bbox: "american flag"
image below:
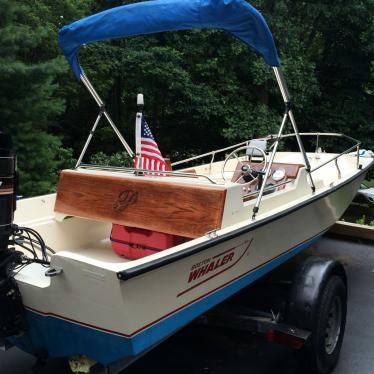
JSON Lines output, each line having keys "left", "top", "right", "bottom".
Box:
{"left": 134, "top": 116, "right": 168, "bottom": 171}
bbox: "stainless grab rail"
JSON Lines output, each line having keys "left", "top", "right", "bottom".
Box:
{"left": 78, "top": 132, "right": 361, "bottom": 188}
{"left": 78, "top": 164, "right": 218, "bottom": 184}
{"left": 171, "top": 140, "right": 249, "bottom": 167}
{"left": 264, "top": 133, "right": 361, "bottom": 176}
{"left": 310, "top": 144, "right": 360, "bottom": 173}
{"left": 172, "top": 132, "right": 360, "bottom": 170}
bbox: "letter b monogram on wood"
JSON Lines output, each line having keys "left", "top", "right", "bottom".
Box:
{"left": 113, "top": 190, "right": 138, "bottom": 212}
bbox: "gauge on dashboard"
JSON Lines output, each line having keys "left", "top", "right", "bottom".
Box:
{"left": 272, "top": 168, "right": 286, "bottom": 181}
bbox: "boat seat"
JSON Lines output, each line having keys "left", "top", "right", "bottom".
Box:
{"left": 54, "top": 169, "right": 227, "bottom": 239}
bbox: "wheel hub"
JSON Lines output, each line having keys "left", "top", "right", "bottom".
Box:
{"left": 324, "top": 295, "right": 342, "bottom": 355}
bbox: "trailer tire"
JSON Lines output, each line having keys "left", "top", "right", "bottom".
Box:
{"left": 300, "top": 275, "right": 347, "bottom": 373}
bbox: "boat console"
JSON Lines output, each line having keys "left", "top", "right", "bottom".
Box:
{"left": 230, "top": 161, "right": 303, "bottom": 196}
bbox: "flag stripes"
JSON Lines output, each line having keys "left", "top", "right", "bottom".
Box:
{"left": 134, "top": 115, "right": 168, "bottom": 173}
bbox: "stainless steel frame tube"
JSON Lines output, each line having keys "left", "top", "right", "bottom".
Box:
{"left": 273, "top": 67, "right": 316, "bottom": 192}
{"left": 80, "top": 73, "right": 134, "bottom": 158}
{"left": 75, "top": 111, "right": 103, "bottom": 168}
{"left": 252, "top": 112, "right": 288, "bottom": 219}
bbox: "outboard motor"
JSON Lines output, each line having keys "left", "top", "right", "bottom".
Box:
{"left": 0, "top": 130, "right": 26, "bottom": 342}
{"left": 0, "top": 130, "right": 16, "bottom": 249}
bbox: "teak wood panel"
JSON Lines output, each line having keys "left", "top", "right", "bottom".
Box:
{"left": 231, "top": 162, "right": 303, "bottom": 185}
{"left": 54, "top": 170, "right": 227, "bottom": 238}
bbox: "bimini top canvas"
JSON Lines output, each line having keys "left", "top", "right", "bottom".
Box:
{"left": 58, "top": 0, "right": 280, "bottom": 79}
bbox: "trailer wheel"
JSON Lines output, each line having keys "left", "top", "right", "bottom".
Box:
{"left": 285, "top": 256, "right": 347, "bottom": 374}
{"left": 301, "top": 275, "right": 347, "bottom": 373}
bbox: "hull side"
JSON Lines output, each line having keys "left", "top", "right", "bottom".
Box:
{"left": 10, "top": 169, "right": 365, "bottom": 364}
{"left": 11, "top": 233, "right": 321, "bottom": 365}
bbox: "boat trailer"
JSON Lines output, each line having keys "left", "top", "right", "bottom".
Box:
{"left": 85, "top": 255, "right": 346, "bottom": 374}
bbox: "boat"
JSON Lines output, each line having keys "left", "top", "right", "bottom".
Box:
{"left": 0, "top": 0, "right": 372, "bottom": 370}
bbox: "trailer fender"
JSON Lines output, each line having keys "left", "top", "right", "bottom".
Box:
{"left": 286, "top": 256, "right": 347, "bottom": 331}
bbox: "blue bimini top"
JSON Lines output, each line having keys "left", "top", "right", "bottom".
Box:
{"left": 58, "top": 0, "right": 280, "bottom": 79}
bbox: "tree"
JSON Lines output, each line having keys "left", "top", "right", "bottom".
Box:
{"left": 54, "top": 0, "right": 374, "bottom": 165}
{"left": 1, "top": 0, "right": 373, "bottom": 197}
{"left": 0, "top": 0, "right": 73, "bottom": 196}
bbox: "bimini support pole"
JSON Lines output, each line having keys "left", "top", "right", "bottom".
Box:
{"left": 75, "top": 111, "right": 103, "bottom": 168}
{"left": 252, "top": 68, "right": 316, "bottom": 220}
{"left": 75, "top": 73, "right": 134, "bottom": 168}
{"left": 252, "top": 112, "right": 288, "bottom": 219}
{"left": 273, "top": 67, "right": 316, "bottom": 193}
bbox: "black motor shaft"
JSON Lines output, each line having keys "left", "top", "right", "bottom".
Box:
{"left": 0, "top": 131, "right": 26, "bottom": 341}
{"left": 0, "top": 130, "right": 16, "bottom": 251}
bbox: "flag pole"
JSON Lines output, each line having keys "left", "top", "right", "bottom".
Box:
{"left": 135, "top": 94, "right": 144, "bottom": 170}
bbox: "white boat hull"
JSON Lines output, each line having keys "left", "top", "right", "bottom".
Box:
{"left": 9, "top": 167, "right": 367, "bottom": 365}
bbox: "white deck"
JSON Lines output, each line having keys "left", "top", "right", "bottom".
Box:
{"left": 12, "top": 151, "right": 372, "bottom": 274}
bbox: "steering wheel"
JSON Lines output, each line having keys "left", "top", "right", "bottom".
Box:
{"left": 221, "top": 145, "right": 268, "bottom": 183}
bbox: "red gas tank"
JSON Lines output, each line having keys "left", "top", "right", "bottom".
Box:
{"left": 111, "top": 224, "right": 187, "bottom": 260}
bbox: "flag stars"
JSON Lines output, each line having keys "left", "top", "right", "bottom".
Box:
{"left": 142, "top": 122, "right": 155, "bottom": 140}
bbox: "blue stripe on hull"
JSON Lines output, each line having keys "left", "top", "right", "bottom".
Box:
{"left": 10, "top": 235, "right": 320, "bottom": 365}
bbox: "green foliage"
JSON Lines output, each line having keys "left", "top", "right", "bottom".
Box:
{"left": 59, "top": 0, "right": 373, "bottom": 155}
{"left": 0, "top": 0, "right": 373, "bottom": 196}
{"left": 0, "top": 0, "right": 70, "bottom": 196}
{"left": 355, "top": 216, "right": 374, "bottom": 227}
{"left": 90, "top": 152, "right": 132, "bottom": 167}
{"left": 356, "top": 215, "right": 366, "bottom": 225}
